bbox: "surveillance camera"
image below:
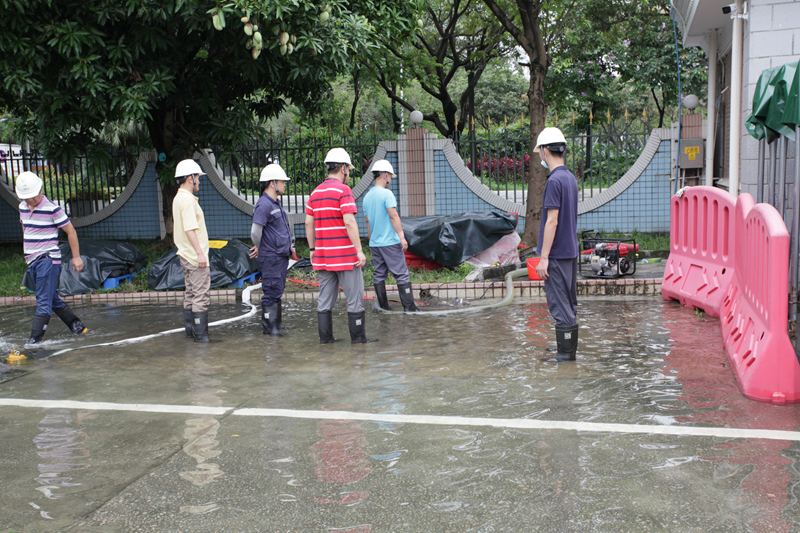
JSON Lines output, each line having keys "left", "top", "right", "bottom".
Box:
{"left": 722, "top": 3, "right": 737, "bottom": 14}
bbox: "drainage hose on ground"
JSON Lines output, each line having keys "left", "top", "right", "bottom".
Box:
{"left": 31, "top": 284, "right": 260, "bottom": 359}
{"left": 379, "top": 268, "right": 530, "bottom": 316}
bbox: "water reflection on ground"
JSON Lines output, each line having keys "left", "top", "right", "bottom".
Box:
{"left": 0, "top": 298, "right": 799, "bottom": 532}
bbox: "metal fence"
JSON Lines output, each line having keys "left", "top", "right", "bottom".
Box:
{"left": 755, "top": 132, "right": 800, "bottom": 335}
{"left": 452, "top": 129, "right": 650, "bottom": 204}
{"left": 214, "top": 132, "right": 382, "bottom": 214}
{"left": 0, "top": 147, "right": 139, "bottom": 217}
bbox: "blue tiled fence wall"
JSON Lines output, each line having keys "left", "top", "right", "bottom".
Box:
{"left": 0, "top": 139, "right": 672, "bottom": 243}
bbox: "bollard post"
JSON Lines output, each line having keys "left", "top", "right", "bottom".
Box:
{"left": 757, "top": 137, "right": 765, "bottom": 204}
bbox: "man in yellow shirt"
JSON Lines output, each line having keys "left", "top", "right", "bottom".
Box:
{"left": 172, "top": 159, "right": 213, "bottom": 343}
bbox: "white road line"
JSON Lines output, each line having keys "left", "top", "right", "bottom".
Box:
{"left": 0, "top": 399, "right": 229, "bottom": 415}
{"left": 2, "top": 399, "right": 799, "bottom": 441}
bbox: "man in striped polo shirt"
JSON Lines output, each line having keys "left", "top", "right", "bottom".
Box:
{"left": 16, "top": 171, "right": 88, "bottom": 345}
{"left": 305, "top": 148, "right": 377, "bottom": 344}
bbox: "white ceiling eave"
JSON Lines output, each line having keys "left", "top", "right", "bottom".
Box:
{"left": 671, "top": 0, "right": 733, "bottom": 54}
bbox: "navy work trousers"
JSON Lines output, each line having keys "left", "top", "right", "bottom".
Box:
{"left": 544, "top": 257, "right": 578, "bottom": 327}
{"left": 259, "top": 255, "right": 289, "bottom": 306}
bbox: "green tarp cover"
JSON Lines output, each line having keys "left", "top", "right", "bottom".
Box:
{"left": 745, "top": 60, "right": 799, "bottom": 142}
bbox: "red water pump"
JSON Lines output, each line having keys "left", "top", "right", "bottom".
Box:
{"left": 579, "top": 232, "right": 639, "bottom": 278}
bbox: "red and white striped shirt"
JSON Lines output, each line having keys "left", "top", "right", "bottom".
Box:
{"left": 306, "top": 178, "right": 359, "bottom": 271}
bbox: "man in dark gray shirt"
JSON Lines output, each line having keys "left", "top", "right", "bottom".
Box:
{"left": 534, "top": 127, "right": 579, "bottom": 362}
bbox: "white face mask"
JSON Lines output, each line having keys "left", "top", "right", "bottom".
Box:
{"left": 540, "top": 148, "right": 549, "bottom": 170}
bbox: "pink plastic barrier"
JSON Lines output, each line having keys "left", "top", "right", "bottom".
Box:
{"left": 662, "top": 186, "right": 737, "bottom": 317}
{"left": 720, "top": 194, "right": 800, "bottom": 404}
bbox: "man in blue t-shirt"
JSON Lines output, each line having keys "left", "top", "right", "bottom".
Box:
{"left": 362, "top": 160, "right": 418, "bottom": 313}
{"left": 534, "top": 128, "right": 579, "bottom": 362}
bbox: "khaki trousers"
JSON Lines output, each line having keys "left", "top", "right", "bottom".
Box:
{"left": 180, "top": 257, "right": 211, "bottom": 312}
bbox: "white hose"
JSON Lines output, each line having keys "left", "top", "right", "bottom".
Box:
{"left": 43, "top": 283, "right": 259, "bottom": 358}
{"left": 378, "top": 268, "right": 530, "bottom": 316}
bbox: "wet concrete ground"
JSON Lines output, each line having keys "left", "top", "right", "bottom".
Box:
{"left": 1, "top": 295, "right": 800, "bottom": 533}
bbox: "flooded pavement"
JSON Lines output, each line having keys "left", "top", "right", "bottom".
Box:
{"left": 1, "top": 296, "right": 800, "bottom": 532}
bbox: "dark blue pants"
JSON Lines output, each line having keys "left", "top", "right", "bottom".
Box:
{"left": 259, "top": 255, "right": 289, "bottom": 307}
{"left": 31, "top": 257, "right": 67, "bottom": 316}
{"left": 544, "top": 257, "right": 578, "bottom": 327}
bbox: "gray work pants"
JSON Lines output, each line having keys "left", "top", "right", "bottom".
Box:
{"left": 544, "top": 257, "right": 578, "bottom": 327}
{"left": 317, "top": 268, "right": 365, "bottom": 313}
{"left": 372, "top": 244, "right": 410, "bottom": 285}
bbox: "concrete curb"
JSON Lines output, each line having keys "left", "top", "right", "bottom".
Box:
{"left": 0, "top": 277, "right": 660, "bottom": 308}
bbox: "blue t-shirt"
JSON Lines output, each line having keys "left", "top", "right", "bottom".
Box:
{"left": 362, "top": 186, "right": 401, "bottom": 248}
{"left": 536, "top": 166, "right": 578, "bottom": 259}
{"left": 253, "top": 193, "right": 292, "bottom": 256}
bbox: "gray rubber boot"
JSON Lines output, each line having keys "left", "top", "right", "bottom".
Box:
{"left": 348, "top": 311, "right": 378, "bottom": 344}
{"left": 397, "top": 283, "right": 419, "bottom": 313}
{"left": 183, "top": 308, "right": 194, "bottom": 339}
{"left": 53, "top": 305, "right": 88, "bottom": 335}
{"left": 373, "top": 281, "right": 390, "bottom": 311}
{"left": 28, "top": 314, "right": 51, "bottom": 344}
{"left": 318, "top": 310, "right": 336, "bottom": 344}
{"left": 262, "top": 305, "right": 282, "bottom": 337}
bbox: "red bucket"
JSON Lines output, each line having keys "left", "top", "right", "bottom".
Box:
{"left": 526, "top": 257, "right": 542, "bottom": 280}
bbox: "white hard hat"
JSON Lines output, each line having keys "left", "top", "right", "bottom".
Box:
{"left": 534, "top": 127, "right": 568, "bottom": 154}
{"left": 174, "top": 159, "right": 206, "bottom": 178}
{"left": 323, "top": 147, "right": 354, "bottom": 169}
{"left": 260, "top": 163, "right": 290, "bottom": 182}
{"left": 15, "top": 171, "right": 43, "bottom": 200}
{"left": 371, "top": 159, "right": 395, "bottom": 177}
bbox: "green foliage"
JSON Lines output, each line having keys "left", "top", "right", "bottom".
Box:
{"left": 0, "top": 0, "right": 422, "bottom": 184}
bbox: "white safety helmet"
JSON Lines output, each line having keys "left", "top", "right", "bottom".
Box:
{"left": 174, "top": 159, "right": 206, "bottom": 178}
{"left": 15, "top": 171, "right": 43, "bottom": 200}
{"left": 371, "top": 159, "right": 396, "bottom": 177}
{"left": 534, "top": 127, "right": 568, "bottom": 154}
{"left": 260, "top": 163, "right": 290, "bottom": 182}
{"left": 323, "top": 147, "right": 354, "bottom": 169}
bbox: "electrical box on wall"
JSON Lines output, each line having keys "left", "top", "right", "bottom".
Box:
{"left": 679, "top": 139, "right": 704, "bottom": 169}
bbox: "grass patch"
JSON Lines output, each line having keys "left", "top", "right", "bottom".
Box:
{"left": 0, "top": 230, "right": 666, "bottom": 298}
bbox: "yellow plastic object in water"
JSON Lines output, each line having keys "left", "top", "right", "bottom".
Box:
{"left": 6, "top": 348, "right": 28, "bottom": 365}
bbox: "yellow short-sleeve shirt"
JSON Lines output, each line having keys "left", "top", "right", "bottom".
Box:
{"left": 173, "top": 188, "right": 209, "bottom": 267}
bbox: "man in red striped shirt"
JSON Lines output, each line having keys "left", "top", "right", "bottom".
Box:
{"left": 305, "top": 148, "right": 377, "bottom": 344}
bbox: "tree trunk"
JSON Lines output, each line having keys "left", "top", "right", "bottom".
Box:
{"left": 522, "top": 63, "right": 547, "bottom": 247}
{"left": 349, "top": 70, "right": 361, "bottom": 130}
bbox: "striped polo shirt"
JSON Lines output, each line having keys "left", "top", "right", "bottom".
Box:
{"left": 306, "top": 177, "right": 359, "bottom": 271}
{"left": 19, "top": 196, "right": 71, "bottom": 265}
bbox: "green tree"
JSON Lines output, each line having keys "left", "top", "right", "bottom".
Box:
{"left": 362, "top": 0, "right": 514, "bottom": 137}
{"left": 0, "top": 0, "right": 421, "bottom": 236}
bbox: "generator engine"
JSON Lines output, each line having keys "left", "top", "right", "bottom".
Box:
{"left": 585, "top": 242, "right": 631, "bottom": 277}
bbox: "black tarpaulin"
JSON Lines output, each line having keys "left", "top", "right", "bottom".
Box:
{"left": 22, "top": 239, "right": 148, "bottom": 295}
{"left": 147, "top": 239, "right": 258, "bottom": 291}
{"left": 403, "top": 211, "right": 518, "bottom": 267}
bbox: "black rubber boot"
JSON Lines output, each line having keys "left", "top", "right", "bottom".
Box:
{"left": 262, "top": 304, "right": 282, "bottom": 337}
{"left": 191, "top": 311, "right": 212, "bottom": 343}
{"left": 276, "top": 299, "right": 287, "bottom": 330}
{"left": 348, "top": 311, "right": 378, "bottom": 344}
{"left": 28, "top": 314, "right": 51, "bottom": 344}
{"left": 397, "top": 283, "right": 419, "bottom": 313}
{"left": 544, "top": 324, "right": 579, "bottom": 362}
{"left": 318, "top": 310, "right": 337, "bottom": 344}
{"left": 183, "top": 308, "right": 194, "bottom": 339}
{"left": 373, "top": 281, "right": 390, "bottom": 311}
{"left": 54, "top": 305, "right": 88, "bottom": 335}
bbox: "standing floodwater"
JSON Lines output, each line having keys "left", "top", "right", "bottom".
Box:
{"left": 1, "top": 297, "right": 800, "bottom": 532}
